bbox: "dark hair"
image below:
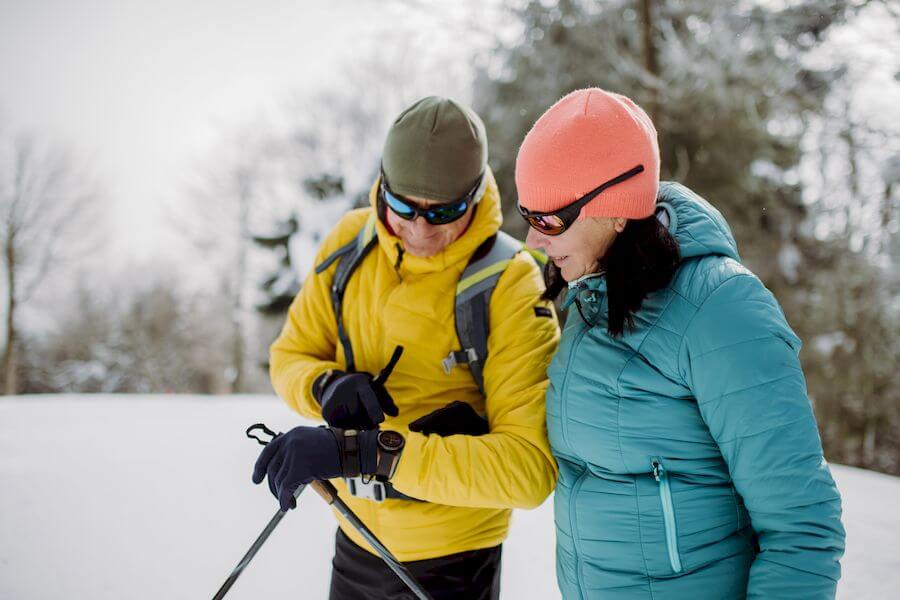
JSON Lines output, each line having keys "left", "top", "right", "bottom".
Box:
{"left": 542, "top": 215, "right": 680, "bottom": 337}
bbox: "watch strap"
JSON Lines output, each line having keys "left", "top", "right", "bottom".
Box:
{"left": 375, "top": 449, "right": 400, "bottom": 479}
{"left": 334, "top": 428, "right": 360, "bottom": 477}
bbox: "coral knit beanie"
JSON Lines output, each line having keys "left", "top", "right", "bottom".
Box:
{"left": 515, "top": 88, "right": 660, "bottom": 219}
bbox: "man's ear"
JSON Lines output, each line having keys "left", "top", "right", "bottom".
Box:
{"left": 614, "top": 217, "right": 627, "bottom": 233}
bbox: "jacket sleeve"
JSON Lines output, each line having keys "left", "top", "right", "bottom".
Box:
{"left": 680, "top": 272, "right": 845, "bottom": 599}
{"left": 390, "top": 253, "right": 560, "bottom": 509}
{"left": 269, "top": 212, "right": 367, "bottom": 420}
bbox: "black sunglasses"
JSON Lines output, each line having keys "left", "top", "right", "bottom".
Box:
{"left": 517, "top": 165, "right": 645, "bottom": 235}
{"left": 380, "top": 171, "right": 482, "bottom": 226}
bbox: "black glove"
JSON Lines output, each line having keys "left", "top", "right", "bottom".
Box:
{"left": 314, "top": 346, "right": 404, "bottom": 430}
{"left": 317, "top": 372, "right": 398, "bottom": 429}
{"left": 252, "top": 426, "right": 379, "bottom": 511}
{"left": 409, "top": 401, "right": 490, "bottom": 437}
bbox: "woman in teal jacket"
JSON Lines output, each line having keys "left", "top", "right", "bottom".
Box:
{"left": 515, "top": 88, "right": 845, "bottom": 599}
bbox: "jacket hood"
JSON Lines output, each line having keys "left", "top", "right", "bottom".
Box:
{"left": 564, "top": 182, "right": 739, "bottom": 307}
{"left": 656, "top": 181, "right": 739, "bottom": 262}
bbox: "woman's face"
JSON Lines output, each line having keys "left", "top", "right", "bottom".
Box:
{"left": 526, "top": 216, "right": 627, "bottom": 281}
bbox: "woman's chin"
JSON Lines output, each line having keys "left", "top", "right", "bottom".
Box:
{"left": 559, "top": 262, "right": 581, "bottom": 282}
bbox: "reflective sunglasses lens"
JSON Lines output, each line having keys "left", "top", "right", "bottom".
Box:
{"left": 528, "top": 214, "right": 566, "bottom": 235}
{"left": 426, "top": 200, "right": 468, "bottom": 225}
{"left": 384, "top": 189, "right": 416, "bottom": 220}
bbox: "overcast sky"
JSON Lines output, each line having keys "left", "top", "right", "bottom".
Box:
{"left": 0, "top": 0, "right": 389, "bottom": 264}
{"left": 2, "top": 0, "right": 897, "bottom": 271}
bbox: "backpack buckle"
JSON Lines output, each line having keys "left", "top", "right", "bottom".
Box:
{"left": 345, "top": 476, "right": 387, "bottom": 503}
{"left": 441, "top": 348, "right": 479, "bottom": 374}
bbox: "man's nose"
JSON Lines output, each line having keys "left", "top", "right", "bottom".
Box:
{"left": 410, "top": 215, "right": 435, "bottom": 234}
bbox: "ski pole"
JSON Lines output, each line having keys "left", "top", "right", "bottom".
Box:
{"left": 213, "top": 348, "right": 424, "bottom": 599}
{"left": 307, "top": 479, "right": 433, "bottom": 600}
{"left": 238, "top": 422, "right": 434, "bottom": 600}
{"left": 211, "top": 424, "right": 304, "bottom": 600}
{"left": 212, "top": 485, "right": 306, "bottom": 599}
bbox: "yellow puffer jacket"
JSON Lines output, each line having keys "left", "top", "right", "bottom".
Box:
{"left": 269, "top": 169, "right": 560, "bottom": 561}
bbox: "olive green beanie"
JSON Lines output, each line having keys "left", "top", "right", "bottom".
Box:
{"left": 381, "top": 96, "right": 488, "bottom": 203}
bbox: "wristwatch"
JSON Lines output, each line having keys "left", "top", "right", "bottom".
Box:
{"left": 375, "top": 430, "right": 405, "bottom": 479}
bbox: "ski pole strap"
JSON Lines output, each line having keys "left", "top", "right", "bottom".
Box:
{"left": 373, "top": 345, "right": 404, "bottom": 386}
{"left": 246, "top": 423, "right": 279, "bottom": 446}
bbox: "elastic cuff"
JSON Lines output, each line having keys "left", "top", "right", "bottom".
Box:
{"left": 312, "top": 369, "right": 345, "bottom": 405}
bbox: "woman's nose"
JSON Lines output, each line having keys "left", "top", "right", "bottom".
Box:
{"left": 526, "top": 227, "right": 546, "bottom": 250}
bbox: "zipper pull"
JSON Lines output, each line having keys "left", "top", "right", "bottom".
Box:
{"left": 651, "top": 460, "right": 662, "bottom": 482}
{"left": 394, "top": 243, "right": 405, "bottom": 272}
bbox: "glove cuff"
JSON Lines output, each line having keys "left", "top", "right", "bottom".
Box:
{"left": 330, "top": 428, "right": 382, "bottom": 478}
{"left": 312, "top": 368, "right": 346, "bottom": 405}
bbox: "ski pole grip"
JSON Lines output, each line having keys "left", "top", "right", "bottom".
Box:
{"left": 310, "top": 480, "right": 339, "bottom": 504}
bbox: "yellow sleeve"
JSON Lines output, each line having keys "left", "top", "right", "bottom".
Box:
{"left": 391, "top": 252, "right": 560, "bottom": 509}
{"left": 269, "top": 209, "right": 370, "bottom": 420}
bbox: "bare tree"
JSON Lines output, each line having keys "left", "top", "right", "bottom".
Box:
{"left": 24, "top": 267, "right": 235, "bottom": 395}
{"left": 169, "top": 128, "right": 270, "bottom": 393}
{"left": 0, "top": 133, "right": 100, "bottom": 394}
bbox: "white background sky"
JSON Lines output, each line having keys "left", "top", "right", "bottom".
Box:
{"left": 1, "top": 1, "right": 896, "bottom": 276}
{"left": 0, "top": 0, "right": 392, "bottom": 265}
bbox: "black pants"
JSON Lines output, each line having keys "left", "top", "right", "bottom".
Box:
{"left": 329, "top": 528, "right": 502, "bottom": 600}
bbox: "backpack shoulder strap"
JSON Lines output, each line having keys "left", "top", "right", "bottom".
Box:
{"left": 314, "top": 213, "right": 378, "bottom": 371}
{"left": 443, "top": 231, "right": 526, "bottom": 396}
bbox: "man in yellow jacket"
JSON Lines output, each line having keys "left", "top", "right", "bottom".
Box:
{"left": 253, "top": 96, "right": 559, "bottom": 599}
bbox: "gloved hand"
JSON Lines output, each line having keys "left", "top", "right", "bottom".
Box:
{"left": 252, "top": 426, "right": 380, "bottom": 510}
{"left": 317, "top": 372, "right": 398, "bottom": 429}
{"left": 408, "top": 401, "right": 490, "bottom": 437}
{"left": 314, "top": 346, "right": 404, "bottom": 430}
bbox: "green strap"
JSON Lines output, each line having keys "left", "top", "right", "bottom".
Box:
{"left": 456, "top": 259, "right": 513, "bottom": 295}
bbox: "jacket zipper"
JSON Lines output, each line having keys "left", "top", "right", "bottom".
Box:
{"left": 559, "top": 296, "right": 590, "bottom": 598}
{"left": 559, "top": 291, "right": 589, "bottom": 451}
{"left": 652, "top": 458, "right": 683, "bottom": 574}
{"left": 393, "top": 243, "right": 405, "bottom": 280}
{"left": 569, "top": 468, "right": 588, "bottom": 600}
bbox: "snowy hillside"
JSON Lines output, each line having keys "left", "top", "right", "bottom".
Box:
{"left": 1, "top": 395, "right": 897, "bottom": 599}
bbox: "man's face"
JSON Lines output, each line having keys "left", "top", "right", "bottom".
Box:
{"left": 385, "top": 196, "right": 475, "bottom": 258}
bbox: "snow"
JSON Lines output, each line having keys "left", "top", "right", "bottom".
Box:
{"left": 1, "top": 395, "right": 897, "bottom": 599}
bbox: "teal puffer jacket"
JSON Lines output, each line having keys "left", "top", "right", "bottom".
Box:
{"left": 547, "top": 183, "right": 845, "bottom": 599}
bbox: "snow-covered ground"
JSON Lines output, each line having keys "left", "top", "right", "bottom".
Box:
{"left": 1, "top": 395, "right": 897, "bottom": 599}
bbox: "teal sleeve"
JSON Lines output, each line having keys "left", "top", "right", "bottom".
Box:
{"left": 681, "top": 274, "right": 845, "bottom": 599}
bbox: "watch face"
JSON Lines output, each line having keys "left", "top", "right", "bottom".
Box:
{"left": 378, "top": 430, "right": 405, "bottom": 452}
